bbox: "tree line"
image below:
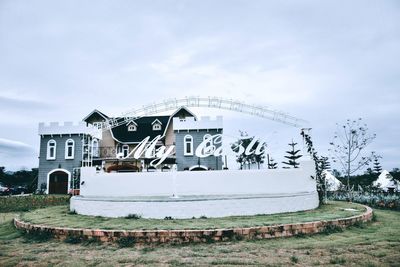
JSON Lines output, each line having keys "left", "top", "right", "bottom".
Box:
{"left": 0, "top": 167, "right": 38, "bottom": 192}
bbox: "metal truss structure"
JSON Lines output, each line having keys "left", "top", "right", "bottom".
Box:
{"left": 102, "top": 96, "right": 309, "bottom": 130}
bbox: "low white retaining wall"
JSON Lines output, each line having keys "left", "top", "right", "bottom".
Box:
{"left": 71, "top": 160, "right": 319, "bottom": 218}
{"left": 79, "top": 161, "right": 316, "bottom": 197}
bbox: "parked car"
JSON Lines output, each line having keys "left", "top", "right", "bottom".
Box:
{"left": 0, "top": 183, "right": 11, "bottom": 195}
{"left": 10, "top": 186, "right": 28, "bottom": 195}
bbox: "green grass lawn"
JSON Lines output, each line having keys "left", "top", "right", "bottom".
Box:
{"left": 19, "top": 201, "right": 365, "bottom": 230}
{"left": 1, "top": 203, "right": 399, "bottom": 266}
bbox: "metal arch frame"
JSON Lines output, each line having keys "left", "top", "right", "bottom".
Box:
{"left": 102, "top": 96, "right": 309, "bottom": 130}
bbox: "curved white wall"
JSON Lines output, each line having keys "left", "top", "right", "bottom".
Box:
{"left": 79, "top": 160, "right": 317, "bottom": 197}
{"left": 71, "top": 160, "right": 319, "bottom": 218}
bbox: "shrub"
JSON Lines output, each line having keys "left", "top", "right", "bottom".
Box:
{"left": 329, "top": 256, "right": 346, "bottom": 264}
{"left": 321, "top": 224, "right": 343, "bottom": 235}
{"left": 329, "top": 193, "right": 400, "bottom": 211}
{"left": 352, "top": 220, "right": 366, "bottom": 229}
{"left": 221, "top": 230, "right": 243, "bottom": 241}
{"left": 295, "top": 232, "right": 307, "bottom": 238}
{"left": 125, "top": 214, "right": 141, "bottom": 220}
{"left": 117, "top": 236, "right": 136, "bottom": 247}
{"left": 22, "top": 230, "right": 53, "bottom": 243}
{"left": 290, "top": 255, "right": 299, "bottom": 263}
{"left": 64, "top": 235, "right": 83, "bottom": 244}
{"left": 203, "top": 234, "right": 215, "bottom": 244}
{"left": 372, "top": 212, "right": 378, "bottom": 222}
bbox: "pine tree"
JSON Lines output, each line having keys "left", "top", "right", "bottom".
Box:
{"left": 320, "top": 156, "right": 331, "bottom": 171}
{"left": 372, "top": 153, "right": 382, "bottom": 174}
{"left": 268, "top": 157, "right": 278, "bottom": 169}
{"left": 282, "top": 140, "right": 302, "bottom": 168}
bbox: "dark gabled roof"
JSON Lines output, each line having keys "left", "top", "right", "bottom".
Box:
{"left": 151, "top": 119, "right": 162, "bottom": 125}
{"left": 83, "top": 109, "right": 109, "bottom": 123}
{"left": 110, "top": 116, "right": 170, "bottom": 144}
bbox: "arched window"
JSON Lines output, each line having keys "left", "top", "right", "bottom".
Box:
{"left": 92, "top": 139, "right": 99, "bottom": 157}
{"left": 47, "top": 139, "right": 56, "bottom": 160}
{"left": 65, "top": 139, "right": 75, "bottom": 159}
{"left": 184, "top": 135, "right": 193, "bottom": 156}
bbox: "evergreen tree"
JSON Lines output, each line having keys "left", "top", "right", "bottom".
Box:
{"left": 372, "top": 153, "right": 383, "bottom": 174}
{"left": 282, "top": 140, "right": 302, "bottom": 168}
{"left": 320, "top": 156, "right": 331, "bottom": 171}
{"left": 254, "top": 150, "right": 266, "bottom": 169}
{"left": 268, "top": 157, "right": 278, "bottom": 169}
{"left": 365, "top": 167, "right": 373, "bottom": 175}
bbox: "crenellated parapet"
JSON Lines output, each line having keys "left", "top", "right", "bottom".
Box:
{"left": 38, "top": 122, "right": 102, "bottom": 139}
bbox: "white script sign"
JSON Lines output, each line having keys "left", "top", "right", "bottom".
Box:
{"left": 123, "top": 134, "right": 266, "bottom": 166}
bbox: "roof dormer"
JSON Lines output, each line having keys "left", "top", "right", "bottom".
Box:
{"left": 126, "top": 120, "right": 138, "bottom": 132}
{"left": 152, "top": 119, "right": 162, "bottom": 131}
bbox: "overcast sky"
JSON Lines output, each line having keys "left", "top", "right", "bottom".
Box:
{"left": 0, "top": 0, "right": 399, "bottom": 172}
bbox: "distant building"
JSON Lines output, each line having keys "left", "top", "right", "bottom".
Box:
{"left": 37, "top": 107, "right": 224, "bottom": 193}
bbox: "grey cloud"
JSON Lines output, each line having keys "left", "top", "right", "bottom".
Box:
{"left": 0, "top": 96, "right": 52, "bottom": 111}
{"left": 0, "top": 138, "right": 35, "bottom": 155}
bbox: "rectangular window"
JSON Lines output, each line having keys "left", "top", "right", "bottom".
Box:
{"left": 186, "top": 143, "right": 191, "bottom": 154}
{"left": 49, "top": 148, "right": 55, "bottom": 158}
{"left": 68, "top": 147, "right": 73, "bottom": 157}
{"left": 122, "top": 145, "right": 129, "bottom": 158}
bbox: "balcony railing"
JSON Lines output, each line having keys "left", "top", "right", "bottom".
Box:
{"left": 93, "top": 146, "right": 116, "bottom": 159}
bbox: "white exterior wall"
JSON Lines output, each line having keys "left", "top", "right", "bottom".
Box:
{"left": 71, "top": 160, "right": 319, "bottom": 218}
{"left": 79, "top": 160, "right": 316, "bottom": 197}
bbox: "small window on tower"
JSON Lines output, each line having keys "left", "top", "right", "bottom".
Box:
{"left": 47, "top": 139, "right": 57, "bottom": 160}
{"left": 184, "top": 135, "right": 193, "bottom": 156}
{"left": 65, "top": 139, "right": 75, "bottom": 159}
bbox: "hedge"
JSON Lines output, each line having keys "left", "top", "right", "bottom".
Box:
{"left": 0, "top": 195, "right": 70, "bottom": 212}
